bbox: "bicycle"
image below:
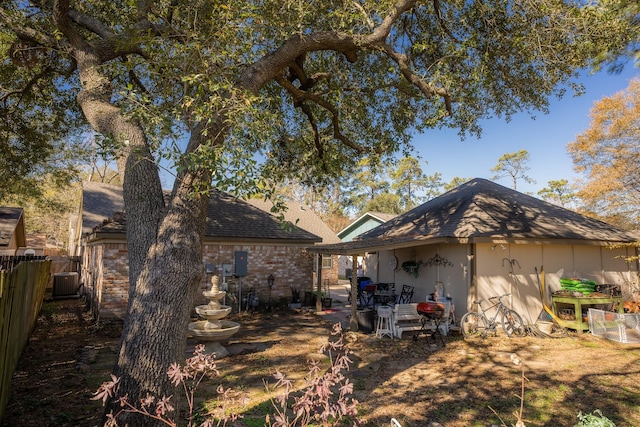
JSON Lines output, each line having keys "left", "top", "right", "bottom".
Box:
{"left": 460, "top": 293, "right": 526, "bottom": 338}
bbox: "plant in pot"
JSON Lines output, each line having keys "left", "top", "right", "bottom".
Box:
{"left": 322, "top": 295, "right": 332, "bottom": 308}
{"left": 290, "top": 286, "right": 301, "bottom": 308}
{"left": 401, "top": 260, "right": 423, "bottom": 278}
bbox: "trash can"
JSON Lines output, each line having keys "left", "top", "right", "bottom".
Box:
{"left": 356, "top": 308, "right": 375, "bottom": 333}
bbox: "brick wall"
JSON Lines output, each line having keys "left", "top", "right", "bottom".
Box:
{"left": 198, "top": 243, "right": 315, "bottom": 307}
{"left": 82, "top": 242, "right": 130, "bottom": 321}
{"left": 82, "top": 240, "right": 316, "bottom": 319}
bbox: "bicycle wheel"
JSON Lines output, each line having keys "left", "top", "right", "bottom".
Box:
{"left": 502, "top": 309, "right": 526, "bottom": 337}
{"left": 460, "top": 311, "right": 487, "bottom": 338}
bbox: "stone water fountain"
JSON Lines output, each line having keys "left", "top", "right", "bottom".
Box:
{"left": 188, "top": 275, "right": 240, "bottom": 358}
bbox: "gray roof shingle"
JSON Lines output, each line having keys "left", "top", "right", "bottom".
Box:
{"left": 245, "top": 198, "right": 341, "bottom": 244}
{"left": 83, "top": 183, "right": 321, "bottom": 243}
{"left": 308, "top": 178, "right": 637, "bottom": 254}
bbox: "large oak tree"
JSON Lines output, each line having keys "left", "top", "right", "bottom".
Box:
{"left": 1, "top": 1, "right": 636, "bottom": 425}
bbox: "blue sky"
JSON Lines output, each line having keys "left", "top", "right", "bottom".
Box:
{"left": 412, "top": 65, "right": 640, "bottom": 195}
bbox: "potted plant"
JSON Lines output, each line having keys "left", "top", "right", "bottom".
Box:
{"left": 401, "top": 260, "right": 423, "bottom": 278}
{"left": 322, "top": 295, "right": 332, "bottom": 308}
{"left": 290, "top": 286, "right": 301, "bottom": 308}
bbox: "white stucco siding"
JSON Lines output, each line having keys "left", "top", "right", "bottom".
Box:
{"left": 475, "top": 245, "right": 514, "bottom": 318}
{"left": 506, "top": 244, "right": 544, "bottom": 325}
{"left": 538, "top": 245, "right": 573, "bottom": 294}
{"left": 600, "top": 246, "right": 638, "bottom": 299}
{"left": 381, "top": 245, "right": 469, "bottom": 320}
{"left": 374, "top": 242, "right": 638, "bottom": 326}
{"left": 572, "top": 246, "right": 603, "bottom": 282}
{"left": 475, "top": 243, "right": 639, "bottom": 324}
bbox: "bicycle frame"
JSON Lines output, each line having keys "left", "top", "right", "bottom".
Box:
{"left": 476, "top": 295, "right": 509, "bottom": 329}
{"left": 462, "top": 293, "right": 526, "bottom": 338}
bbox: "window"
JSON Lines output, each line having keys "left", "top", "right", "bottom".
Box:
{"left": 321, "top": 254, "right": 333, "bottom": 268}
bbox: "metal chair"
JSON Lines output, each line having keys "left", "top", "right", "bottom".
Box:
{"left": 397, "top": 285, "right": 414, "bottom": 304}
{"left": 360, "top": 284, "right": 377, "bottom": 308}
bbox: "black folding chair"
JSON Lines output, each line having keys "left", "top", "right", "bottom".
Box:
{"left": 397, "top": 285, "right": 414, "bottom": 304}
{"left": 360, "top": 284, "right": 377, "bottom": 308}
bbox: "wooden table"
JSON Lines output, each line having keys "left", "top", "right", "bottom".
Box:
{"left": 552, "top": 295, "right": 623, "bottom": 331}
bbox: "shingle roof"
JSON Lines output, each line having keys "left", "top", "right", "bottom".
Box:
{"left": 0, "top": 207, "right": 24, "bottom": 248}
{"left": 81, "top": 182, "right": 126, "bottom": 234}
{"left": 203, "top": 192, "right": 321, "bottom": 242}
{"left": 83, "top": 183, "right": 321, "bottom": 243}
{"left": 245, "top": 198, "right": 341, "bottom": 244}
{"left": 308, "top": 178, "right": 638, "bottom": 254}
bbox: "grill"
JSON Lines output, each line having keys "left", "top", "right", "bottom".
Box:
{"left": 413, "top": 302, "right": 446, "bottom": 348}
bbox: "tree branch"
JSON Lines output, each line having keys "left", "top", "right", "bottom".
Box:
{"left": 275, "top": 75, "right": 371, "bottom": 153}
{"left": 68, "top": 9, "right": 115, "bottom": 40}
{"left": 432, "top": 0, "right": 461, "bottom": 43}
{"left": 0, "top": 66, "right": 53, "bottom": 107}
{"left": 0, "top": 8, "right": 59, "bottom": 49}
{"left": 381, "top": 43, "right": 453, "bottom": 115}
{"left": 238, "top": 0, "right": 452, "bottom": 126}
{"left": 366, "top": 0, "right": 418, "bottom": 42}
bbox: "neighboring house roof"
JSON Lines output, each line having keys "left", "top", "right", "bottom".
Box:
{"left": 0, "top": 207, "right": 26, "bottom": 249}
{"left": 337, "top": 211, "right": 397, "bottom": 242}
{"left": 308, "top": 178, "right": 638, "bottom": 254}
{"left": 245, "top": 198, "right": 341, "bottom": 244}
{"left": 82, "top": 183, "right": 321, "bottom": 244}
{"left": 80, "top": 181, "right": 126, "bottom": 235}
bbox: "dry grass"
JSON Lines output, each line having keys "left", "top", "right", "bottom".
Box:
{"left": 3, "top": 298, "right": 640, "bottom": 427}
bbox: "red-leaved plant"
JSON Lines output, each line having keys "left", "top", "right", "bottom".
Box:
{"left": 92, "top": 344, "right": 245, "bottom": 426}
{"left": 266, "top": 322, "right": 360, "bottom": 427}
{"left": 93, "top": 322, "right": 360, "bottom": 427}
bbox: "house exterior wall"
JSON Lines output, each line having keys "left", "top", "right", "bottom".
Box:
{"left": 369, "top": 244, "right": 469, "bottom": 319}
{"left": 82, "top": 241, "right": 129, "bottom": 321}
{"left": 199, "top": 243, "right": 315, "bottom": 308}
{"left": 316, "top": 254, "right": 339, "bottom": 288}
{"left": 0, "top": 231, "right": 19, "bottom": 256}
{"left": 370, "top": 242, "right": 639, "bottom": 325}
{"left": 81, "top": 239, "right": 316, "bottom": 320}
{"left": 339, "top": 219, "right": 383, "bottom": 242}
{"left": 473, "top": 243, "right": 638, "bottom": 324}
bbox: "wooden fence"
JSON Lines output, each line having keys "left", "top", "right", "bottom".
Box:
{"left": 0, "top": 259, "right": 51, "bottom": 422}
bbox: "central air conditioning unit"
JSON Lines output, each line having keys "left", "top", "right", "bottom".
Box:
{"left": 52, "top": 272, "right": 80, "bottom": 299}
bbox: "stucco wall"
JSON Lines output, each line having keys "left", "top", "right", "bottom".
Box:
{"left": 81, "top": 240, "right": 316, "bottom": 320}
{"left": 474, "top": 243, "right": 638, "bottom": 324}
{"left": 366, "top": 242, "right": 639, "bottom": 325}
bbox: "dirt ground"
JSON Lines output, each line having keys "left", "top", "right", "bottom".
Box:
{"left": 3, "top": 294, "right": 640, "bottom": 427}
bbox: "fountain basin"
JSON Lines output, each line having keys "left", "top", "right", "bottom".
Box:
{"left": 195, "top": 305, "right": 232, "bottom": 320}
{"left": 202, "top": 290, "right": 226, "bottom": 300}
{"left": 188, "top": 320, "right": 240, "bottom": 341}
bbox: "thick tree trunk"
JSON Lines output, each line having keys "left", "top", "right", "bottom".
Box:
{"left": 69, "top": 42, "right": 214, "bottom": 427}
{"left": 108, "top": 195, "right": 208, "bottom": 425}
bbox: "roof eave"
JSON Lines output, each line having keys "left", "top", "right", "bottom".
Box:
{"left": 307, "top": 235, "right": 638, "bottom": 255}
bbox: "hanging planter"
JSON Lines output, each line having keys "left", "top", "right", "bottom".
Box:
{"left": 401, "top": 260, "right": 423, "bottom": 278}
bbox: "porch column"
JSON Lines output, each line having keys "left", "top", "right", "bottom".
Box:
{"left": 349, "top": 254, "right": 359, "bottom": 332}
{"left": 315, "top": 254, "right": 323, "bottom": 313}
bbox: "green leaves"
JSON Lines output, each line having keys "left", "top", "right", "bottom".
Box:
{"left": 0, "top": 0, "right": 636, "bottom": 206}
